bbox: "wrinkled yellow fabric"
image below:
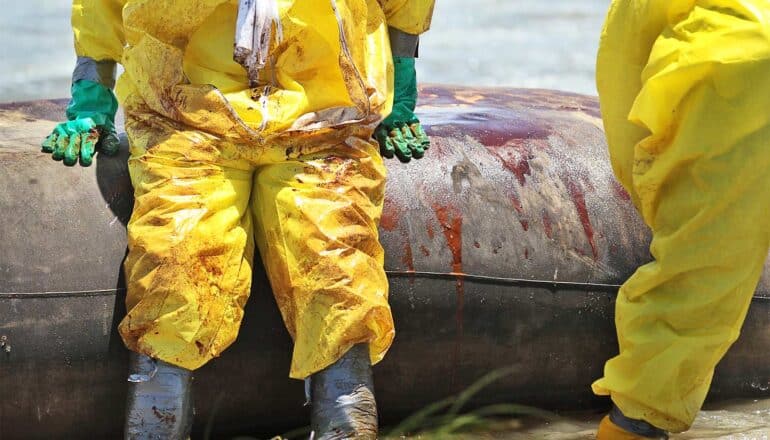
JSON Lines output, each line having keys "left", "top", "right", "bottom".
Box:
{"left": 593, "top": 0, "right": 770, "bottom": 432}
{"left": 71, "top": 0, "right": 434, "bottom": 376}
{"left": 72, "top": 0, "right": 435, "bottom": 141}
{"left": 379, "top": 0, "right": 435, "bottom": 34}
{"left": 119, "top": 109, "right": 393, "bottom": 377}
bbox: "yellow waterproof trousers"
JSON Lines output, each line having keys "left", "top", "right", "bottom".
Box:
{"left": 593, "top": 0, "right": 770, "bottom": 432}
{"left": 117, "top": 110, "right": 393, "bottom": 379}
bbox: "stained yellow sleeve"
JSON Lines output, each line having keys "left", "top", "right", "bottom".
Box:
{"left": 72, "top": 0, "right": 127, "bottom": 62}
{"left": 379, "top": 0, "right": 435, "bottom": 34}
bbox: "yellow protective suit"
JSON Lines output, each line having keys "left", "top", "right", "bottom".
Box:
{"left": 72, "top": 0, "right": 434, "bottom": 378}
{"left": 593, "top": 0, "right": 770, "bottom": 432}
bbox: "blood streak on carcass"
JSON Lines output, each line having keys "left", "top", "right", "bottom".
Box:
{"left": 542, "top": 211, "right": 554, "bottom": 239}
{"left": 432, "top": 204, "right": 464, "bottom": 388}
{"left": 612, "top": 180, "right": 632, "bottom": 201}
{"left": 402, "top": 242, "right": 415, "bottom": 286}
{"left": 380, "top": 195, "right": 403, "bottom": 231}
{"left": 565, "top": 178, "right": 598, "bottom": 259}
{"left": 507, "top": 195, "right": 530, "bottom": 231}
{"left": 380, "top": 195, "right": 414, "bottom": 283}
{"left": 490, "top": 143, "right": 533, "bottom": 186}
{"left": 487, "top": 142, "right": 540, "bottom": 233}
{"left": 433, "top": 205, "right": 463, "bottom": 276}
{"left": 510, "top": 195, "right": 523, "bottom": 214}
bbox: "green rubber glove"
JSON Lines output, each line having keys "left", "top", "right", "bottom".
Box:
{"left": 375, "top": 57, "right": 430, "bottom": 162}
{"left": 42, "top": 79, "right": 120, "bottom": 166}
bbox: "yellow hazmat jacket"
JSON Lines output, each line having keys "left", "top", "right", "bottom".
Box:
{"left": 71, "top": 0, "right": 435, "bottom": 142}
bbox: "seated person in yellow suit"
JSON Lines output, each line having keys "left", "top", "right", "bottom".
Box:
{"left": 593, "top": 1, "right": 770, "bottom": 438}
{"left": 42, "top": 0, "right": 434, "bottom": 438}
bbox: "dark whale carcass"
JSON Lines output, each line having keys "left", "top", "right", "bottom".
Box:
{"left": 1, "top": 86, "right": 769, "bottom": 439}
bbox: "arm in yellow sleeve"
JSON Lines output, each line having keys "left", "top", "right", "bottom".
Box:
{"left": 40, "top": 1, "right": 124, "bottom": 167}
{"left": 72, "top": 0, "right": 126, "bottom": 63}
{"left": 379, "top": 0, "right": 435, "bottom": 35}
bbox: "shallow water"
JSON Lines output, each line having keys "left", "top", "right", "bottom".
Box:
{"left": 4, "top": 2, "right": 770, "bottom": 438}
{"left": 0, "top": 0, "right": 605, "bottom": 102}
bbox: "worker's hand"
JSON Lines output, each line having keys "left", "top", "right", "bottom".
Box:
{"left": 42, "top": 80, "right": 120, "bottom": 166}
{"left": 375, "top": 57, "right": 429, "bottom": 162}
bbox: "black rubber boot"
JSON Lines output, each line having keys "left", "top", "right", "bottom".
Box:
{"left": 310, "top": 344, "right": 378, "bottom": 440}
{"left": 124, "top": 352, "right": 194, "bottom": 440}
{"left": 610, "top": 405, "right": 669, "bottom": 439}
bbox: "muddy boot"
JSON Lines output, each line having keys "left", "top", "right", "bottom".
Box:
{"left": 124, "top": 352, "right": 194, "bottom": 440}
{"left": 596, "top": 405, "right": 668, "bottom": 440}
{"left": 310, "top": 344, "right": 378, "bottom": 440}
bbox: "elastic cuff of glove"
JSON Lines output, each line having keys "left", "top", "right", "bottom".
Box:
{"left": 66, "top": 80, "right": 119, "bottom": 123}
{"left": 73, "top": 57, "right": 117, "bottom": 89}
{"left": 393, "top": 56, "right": 417, "bottom": 69}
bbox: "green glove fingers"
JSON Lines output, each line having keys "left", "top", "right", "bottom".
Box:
{"left": 375, "top": 125, "right": 395, "bottom": 159}
{"left": 63, "top": 132, "right": 84, "bottom": 166}
{"left": 400, "top": 124, "right": 416, "bottom": 143}
{"left": 42, "top": 131, "right": 58, "bottom": 153}
{"left": 391, "top": 125, "right": 413, "bottom": 162}
{"left": 375, "top": 122, "right": 430, "bottom": 162}
{"left": 51, "top": 123, "right": 73, "bottom": 161}
{"left": 77, "top": 128, "right": 101, "bottom": 167}
{"left": 410, "top": 122, "right": 430, "bottom": 149}
{"left": 375, "top": 56, "right": 430, "bottom": 162}
{"left": 400, "top": 124, "right": 427, "bottom": 159}
{"left": 42, "top": 79, "right": 119, "bottom": 167}
{"left": 46, "top": 118, "right": 99, "bottom": 165}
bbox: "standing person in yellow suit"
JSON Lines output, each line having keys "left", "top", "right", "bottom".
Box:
{"left": 41, "top": 0, "right": 434, "bottom": 438}
{"left": 593, "top": 1, "right": 770, "bottom": 438}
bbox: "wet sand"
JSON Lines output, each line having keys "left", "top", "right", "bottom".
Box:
{"left": 474, "top": 400, "right": 770, "bottom": 439}
{"left": 0, "top": 0, "right": 605, "bottom": 102}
